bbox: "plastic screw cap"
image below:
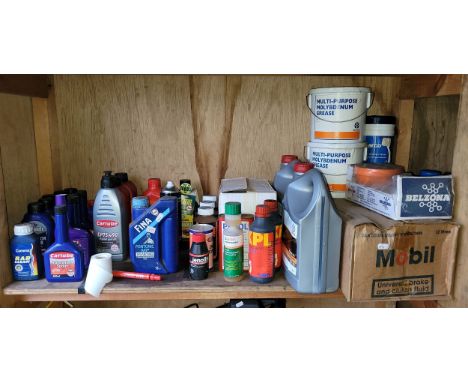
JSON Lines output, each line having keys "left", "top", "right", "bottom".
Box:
{"left": 294, "top": 162, "right": 314, "bottom": 174}
{"left": 281, "top": 154, "right": 298, "bottom": 164}
{"left": 14, "top": 223, "right": 34, "bottom": 236}
{"left": 255, "top": 204, "right": 270, "bottom": 218}
{"left": 148, "top": 178, "right": 161, "bottom": 189}
{"left": 192, "top": 232, "right": 206, "bottom": 243}
{"left": 264, "top": 199, "right": 278, "bottom": 212}
{"left": 225, "top": 202, "right": 241, "bottom": 216}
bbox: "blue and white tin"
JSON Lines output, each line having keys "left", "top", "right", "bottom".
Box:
{"left": 364, "top": 115, "right": 396, "bottom": 164}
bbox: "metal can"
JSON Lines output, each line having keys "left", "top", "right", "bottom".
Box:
{"left": 189, "top": 224, "right": 214, "bottom": 270}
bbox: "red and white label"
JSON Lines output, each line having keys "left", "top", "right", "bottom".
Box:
{"left": 96, "top": 219, "right": 119, "bottom": 228}
{"left": 50, "top": 252, "right": 76, "bottom": 277}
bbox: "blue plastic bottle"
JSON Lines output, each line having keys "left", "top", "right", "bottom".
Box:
{"left": 129, "top": 196, "right": 179, "bottom": 274}
{"left": 43, "top": 198, "right": 85, "bottom": 282}
{"left": 22, "top": 201, "right": 54, "bottom": 254}
{"left": 10, "top": 223, "right": 43, "bottom": 280}
{"left": 67, "top": 193, "right": 93, "bottom": 269}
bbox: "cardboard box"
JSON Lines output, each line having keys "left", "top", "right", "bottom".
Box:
{"left": 346, "top": 172, "right": 454, "bottom": 220}
{"left": 336, "top": 199, "right": 459, "bottom": 302}
{"left": 218, "top": 177, "right": 277, "bottom": 214}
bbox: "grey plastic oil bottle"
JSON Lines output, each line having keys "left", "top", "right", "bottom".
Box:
{"left": 282, "top": 168, "right": 342, "bottom": 294}
{"left": 93, "top": 171, "right": 129, "bottom": 261}
{"left": 273, "top": 154, "right": 299, "bottom": 200}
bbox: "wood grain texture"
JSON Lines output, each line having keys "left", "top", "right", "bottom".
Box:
{"left": 394, "top": 99, "right": 414, "bottom": 169}
{"left": 400, "top": 75, "right": 462, "bottom": 99}
{"left": 0, "top": 93, "right": 40, "bottom": 233}
{"left": 0, "top": 75, "right": 49, "bottom": 98}
{"left": 409, "top": 95, "right": 459, "bottom": 173}
{"left": 52, "top": 75, "right": 401, "bottom": 197}
{"left": 32, "top": 97, "right": 55, "bottom": 194}
{"left": 440, "top": 76, "right": 467, "bottom": 307}
{"left": 0, "top": 151, "right": 15, "bottom": 307}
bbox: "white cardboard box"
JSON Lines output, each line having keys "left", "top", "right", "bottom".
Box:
{"left": 218, "top": 177, "right": 277, "bottom": 214}
{"left": 346, "top": 172, "right": 454, "bottom": 220}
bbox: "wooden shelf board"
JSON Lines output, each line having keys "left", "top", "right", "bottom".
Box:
{"left": 2, "top": 270, "right": 344, "bottom": 302}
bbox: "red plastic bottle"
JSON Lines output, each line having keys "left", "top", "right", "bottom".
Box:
{"left": 115, "top": 172, "right": 138, "bottom": 198}
{"left": 264, "top": 199, "right": 283, "bottom": 271}
{"left": 143, "top": 178, "right": 162, "bottom": 205}
{"left": 248, "top": 204, "right": 275, "bottom": 284}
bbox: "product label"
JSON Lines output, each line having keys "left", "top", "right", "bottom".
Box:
{"left": 283, "top": 210, "right": 298, "bottom": 239}
{"left": 248, "top": 231, "right": 274, "bottom": 279}
{"left": 282, "top": 226, "right": 297, "bottom": 276}
{"left": 220, "top": 220, "right": 251, "bottom": 270}
{"left": 96, "top": 219, "right": 119, "bottom": 228}
{"left": 365, "top": 135, "right": 392, "bottom": 164}
{"left": 311, "top": 149, "right": 351, "bottom": 169}
{"left": 274, "top": 224, "right": 283, "bottom": 269}
{"left": 12, "top": 243, "right": 39, "bottom": 280}
{"left": 189, "top": 230, "right": 214, "bottom": 270}
{"left": 223, "top": 234, "right": 243, "bottom": 278}
{"left": 50, "top": 252, "right": 76, "bottom": 278}
{"left": 371, "top": 275, "right": 434, "bottom": 298}
{"left": 189, "top": 252, "right": 209, "bottom": 280}
{"left": 29, "top": 220, "right": 48, "bottom": 252}
{"left": 95, "top": 231, "right": 120, "bottom": 254}
{"left": 181, "top": 194, "right": 195, "bottom": 238}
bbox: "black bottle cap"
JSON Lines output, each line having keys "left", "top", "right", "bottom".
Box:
{"left": 54, "top": 205, "right": 67, "bottom": 215}
{"left": 63, "top": 187, "right": 78, "bottom": 194}
{"left": 180, "top": 179, "right": 191, "bottom": 185}
{"left": 101, "top": 171, "right": 114, "bottom": 188}
{"left": 54, "top": 190, "right": 64, "bottom": 195}
{"left": 115, "top": 172, "right": 129, "bottom": 182}
{"left": 366, "top": 115, "right": 396, "bottom": 125}
{"left": 113, "top": 175, "right": 122, "bottom": 186}
{"left": 39, "top": 197, "right": 53, "bottom": 211}
{"left": 28, "top": 201, "right": 45, "bottom": 214}
{"left": 67, "top": 193, "right": 80, "bottom": 205}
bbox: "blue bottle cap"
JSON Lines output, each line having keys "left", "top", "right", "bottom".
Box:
{"left": 419, "top": 169, "right": 442, "bottom": 177}
{"left": 132, "top": 196, "right": 149, "bottom": 208}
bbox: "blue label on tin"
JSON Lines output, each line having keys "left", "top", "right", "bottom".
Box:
{"left": 365, "top": 135, "right": 392, "bottom": 164}
{"left": 400, "top": 177, "right": 453, "bottom": 218}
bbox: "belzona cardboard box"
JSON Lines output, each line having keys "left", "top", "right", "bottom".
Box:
{"left": 335, "top": 199, "right": 459, "bottom": 302}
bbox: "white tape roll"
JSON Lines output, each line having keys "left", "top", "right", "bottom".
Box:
{"left": 84, "top": 253, "right": 113, "bottom": 297}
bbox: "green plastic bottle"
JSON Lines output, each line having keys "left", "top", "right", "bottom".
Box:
{"left": 223, "top": 202, "right": 244, "bottom": 282}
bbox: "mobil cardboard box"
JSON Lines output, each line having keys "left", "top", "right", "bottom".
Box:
{"left": 335, "top": 199, "right": 459, "bottom": 302}
{"left": 218, "top": 177, "right": 276, "bottom": 214}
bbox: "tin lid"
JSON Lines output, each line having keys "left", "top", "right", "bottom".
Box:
{"left": 192, "top": 232, "right": 205, "bottom": 243}
{"left": 281, "top": 154, "right": 298, "bottom": 164}
{"left": 14, "top": 223, "right": 34, "bottom": 236}
{"left": 197, "top": 207, "right": 215, "bottom": 216}
{"left": 202, "top": 195, "right": 217, "bottom": 203}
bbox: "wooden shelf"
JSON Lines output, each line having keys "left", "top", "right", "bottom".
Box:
{"left": 3, "top": 270, "right": 344, "bottom": 302}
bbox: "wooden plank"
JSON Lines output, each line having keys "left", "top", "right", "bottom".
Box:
{"left": 399, "top": 75, "right": 462, "bottom": 99}
{"left": 32, "top": 97, "right": 55, "bottom": 195}
{"left": 439, "top": 76, "right": 468, "bottom": 307}
{"left": 3, "top": 270, "right": 344, "bottom": 301}
{"left": 0, "top": 151, "right": 15, "bottom": 307}
{"left": 0, "top": 75, "right": 49, "bottom": 98}
{"left": 408, "top": 95, "right": 459, "bottom": 174}
{"left": 0, "top": 93, "right": 40, "bottom": 233}
{"left": 394, "top": 99, "right": 414, "bottom": 169}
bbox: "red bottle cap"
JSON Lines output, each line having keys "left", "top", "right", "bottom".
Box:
{"left": 148, "top": 178, "right": 161, "bottom": 190}
{"left": 192, "top": 232, "right": 205, "bottom": 243}
{"left": 255, "top": 204, "right": 270, "bottom": 218}
{"left": 294, "top": 162, "right": 314, "bottom": 174}
{"left": 264, "top": 199, "right": 278, "bottom": 213}
{"left": 281, "top": 154, "right": 298, "bottom": 164}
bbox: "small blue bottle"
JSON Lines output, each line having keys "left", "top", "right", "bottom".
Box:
{"left": 131, "top": 196, "right": 149, "bottom": 221}
{"left": 22, "top": 201, "right": 54, "bottom": 254}
{"left": 43, "top": 197, "right": 85, "bottom": 282}
{"left": 10, "top": 223, "right": 43, "bottom": 281}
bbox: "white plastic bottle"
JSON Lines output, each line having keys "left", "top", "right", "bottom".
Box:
{"left": 223, "top": 202, "right": 244, "bottom": 282}
{"left": 93, "top": 171, "right": 129, "bottom": 261}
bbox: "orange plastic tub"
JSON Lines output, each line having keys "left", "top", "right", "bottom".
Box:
{"left": 354, "top": 163, "right": 404, "bottom": 187}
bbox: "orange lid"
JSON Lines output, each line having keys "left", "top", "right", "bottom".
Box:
{"left": 354, "top": 163, "right": 404, "bottom": 177}
{"left": 294, "top": 162, "right": 314, "bottom": 174}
